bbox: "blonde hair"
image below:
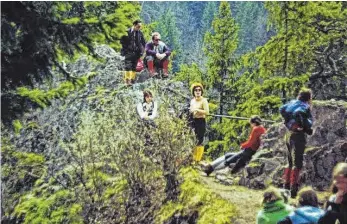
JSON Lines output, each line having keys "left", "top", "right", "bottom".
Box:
{"left": 151, "top": 32, "right": 161, "bottom": 40}
{"left": 331, "top": 162, "right": 347, "bottom": 193}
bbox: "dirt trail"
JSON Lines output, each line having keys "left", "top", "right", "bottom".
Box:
{"left": 199, "top": 174, "right": 264, "bottom": 224}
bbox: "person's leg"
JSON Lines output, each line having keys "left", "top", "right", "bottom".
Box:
{"left": 231, "top": 148, "right": 255, "bottom": 174}
{"left": 161, "top": 57, "right": 170, "bottom": 78}
{"left": 225, "top": 151, "right": 244, "bottom": 166}
{"left": 146, "top": 56, "right": 156, "bottom": 77}
{"left": 130, "top": 54, "right": 139, "bottom": 84}
{"left": 124, "top": 53, "right": 133, "bottom": 85}
{"left": 212, "top": 153, "right": 236, "bottom": 170}
{"left": 283, "top": 132, "right": 293, "bottom": 190}
{"left": 290, "top": 132, "right": 306, "bottom": 198}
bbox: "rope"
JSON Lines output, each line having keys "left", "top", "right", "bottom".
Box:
{"left": 207, "top": 114, "right": 276, "bottom": 123}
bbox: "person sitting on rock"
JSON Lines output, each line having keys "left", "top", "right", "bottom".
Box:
{"left": 278, "top": 186, "right": 325, "bottom": 224}
{"left": 256, "top": 186, "right": 294, "bottom": 224}
{"left": 137, "top": 90, "right": 158, "bottom": 145}
{"left": 318, "top": 162, "right": 347, "bottom": 224}
{"left": 145, "top": 32, "right": 171, "bottom": 78}
{"left": 280, "top": 88, "right": 313, "bottom": 198}
{"left": 203, "top": 115, "right": 266, "bottom": 176}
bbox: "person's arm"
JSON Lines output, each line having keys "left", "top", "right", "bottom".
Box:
{"left": 148, "top": 101, "right": 158, "bottom": 120}
{"left": 163, "top": 44, "right": 171, "bottom": 56}
{"left": 241, "top": 127, "right": 262, "bottom": 149}
{"left": 137, "top": 103, "right": 147, "bottom": 119}
{"left": 196, "top": 98, "right": 209, "bottom": 116}
{"left": 140, "top": 32, "right": 146, "bottom": 48}
{"left": 145, "top": 43, "right": 156, "bottom": 56}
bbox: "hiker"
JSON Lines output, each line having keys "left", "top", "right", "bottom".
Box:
{"left": 145, "top": 32, "right": 171, "bottom": 78}
{"left": 203, "top": 115, "right": 266, "bottom": 176}
{"left": 318, "top": 162, "right": 347, "bottom": 224}
{"left": 120, "top": 20, "right": 146, "bottom": 86}
{"left": 256, "top": 186, "right": 294, "bottom": 224}
{"left": 280, "top": 88, "right": 313, "bottom": 198}
{"left": 190, "top": 83, "right": 209, "bottom": 163}
{"left": 278, "top": 187, "right": 325, "bottom": 224}
{"left": 137, "top": 90, "right": 158, "bottom": 145}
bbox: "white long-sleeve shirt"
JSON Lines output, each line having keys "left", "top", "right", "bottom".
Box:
{"left": 137, "top": 101, "right": 158, "bottom": 120}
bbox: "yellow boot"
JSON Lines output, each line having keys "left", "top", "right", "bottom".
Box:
{"left": 130, "top": 71, "right": 136, "bottom": 84}
{"left": 124, "top": 71, "right": 131, "bottom": 85}
{"left": 192, "top": 146, "right": 198, "bottom": 163}
{"left": 196, "top": 145, "right": 204, "bottom": 162}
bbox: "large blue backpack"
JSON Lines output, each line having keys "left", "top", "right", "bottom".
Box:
{"left": 280, "top": 100, "right": 311, "bottom": 131}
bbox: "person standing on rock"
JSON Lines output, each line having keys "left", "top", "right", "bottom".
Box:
{"left": 203, "top": 115, "right": 266, "bottom": 176}
{"left": 190, "top": 83, "right": 209, "bottom": 164}
{"left": 145, "top": 32, "right": 171, "bottom": 78}
{"left": 280, "top": 88, "right": 313, "bottom": 198}
{"left": 256, "top": 186, "right": 294, "bottom": 224}
{"left": 120, "top": 20, "right": 146, "bottom": 86}
{"left": 278, "top": 187, "right": 325, "bottom": 224}
{"left": 318, "top": 162, "right": 347, "bottom": 224}
{"left": 137, "top": 90, "right": 158, "bottom": 145}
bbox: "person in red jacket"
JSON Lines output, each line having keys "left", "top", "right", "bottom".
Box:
{"left": 203, "top": 115, "right": 266, "bottom": 176}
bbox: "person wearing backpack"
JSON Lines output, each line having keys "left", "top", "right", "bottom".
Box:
{"left": 190, "top": 83, "right": 209, "bottom": 163}
{"left": 120, "top": 20, "right": 146, "bottom": 86}
{"left": 280, "top": 88, "right": 313, "bottom": 198}
{"left": 145, "top": 32, "right": 171, "bottom": 78}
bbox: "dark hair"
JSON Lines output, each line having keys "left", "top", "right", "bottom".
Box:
{"left": 143, "top": 90, "right": 153, "bottom": 102}
{"left": 133, "top": 20, "right": 142, "bottom": 26}
{"left": 297, "top": 187, "right": 319, "bottom": 207}
{"left": 298, "top": 88, "right": 312, "bottom": 102}
{"left": 250, "top": 115, "right": 262, "bottom": 126}
{"left": 262, "top": 187, "right": 282, "bottom": 205}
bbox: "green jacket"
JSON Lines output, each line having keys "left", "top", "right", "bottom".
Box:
{"left": 257, "top": 200, "right": 294, "bottom": 224}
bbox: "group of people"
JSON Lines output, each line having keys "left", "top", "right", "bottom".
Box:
{"left": 257, "top": 162, "right": 347, "bottom": 224}
{"left": 120, "top": 20, "right": 171, "bottom": 86}
{"left": 128, "top": 19, "right": 346, "bottom": 223}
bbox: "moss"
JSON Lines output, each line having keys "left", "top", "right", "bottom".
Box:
{"left": 62, "top": 17, "right": 80, "bottom": 25}
{"left": 156, "top": 167, "right": 237, "bottom": 224}
{"left": 26, "top": 121, "right": 39, "bottom": 130}
{"left": 13, "top": 119, "right": 23, "bottom": 134}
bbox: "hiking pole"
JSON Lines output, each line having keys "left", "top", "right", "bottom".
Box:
{"left": 207, "top": 114, "right": 277, "bottom": 123}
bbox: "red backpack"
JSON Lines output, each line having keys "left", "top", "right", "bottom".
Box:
{"left": 136, "top": 58, "right": 144, "bottom": 72}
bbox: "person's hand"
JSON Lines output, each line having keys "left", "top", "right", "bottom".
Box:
{"left": 156, "top": 53, "right": 161, "bottom": 59}
{"left": 335, "top": 189, "right": 346, "bottom": 204}
{"left": 160, "top": 53, "right": 166, "bottom": 59}
{"left": 144, "top": 112, "right": 149, "bottom": 120}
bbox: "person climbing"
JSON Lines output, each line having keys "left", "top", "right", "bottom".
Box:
{"left": 280, "top": 88, "right": 313, "bottom": 198}
{"left": 137, "top": 90, "right": 158, "bottom": 145}
{"left": 145, "top": 32, "right": 171, "bottom": 78}
{"left": 256, "top": 186, "right": 294, "bottom": 224}
{"left": 190, "top": 83, "right": 209, "bottom": 164}
{"left": 203, "top": 115, "right": 267, "bottom": 176}
{"left": 120, "top": 20, "right": 146, "bottom": 86}
{"left": 318, "top": 162, "right": 347, "bottom": 224}
{"left": 278, "top": 186, "right": 325, "bottom": 224}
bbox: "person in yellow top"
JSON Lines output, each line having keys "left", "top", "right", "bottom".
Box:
{"left": 190, "top": 83, "right": 209, "bottom": 163}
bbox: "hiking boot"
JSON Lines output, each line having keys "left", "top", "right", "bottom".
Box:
{"left": 283, "top": 183, "right": 290, "bottom": 190}
{"left": 290, "top": 184, "right": 299, "bottom": 198}
{"left": 203, "top": 164, "right": 214, "bottom": 177}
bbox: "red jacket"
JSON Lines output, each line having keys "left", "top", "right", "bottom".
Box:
{"left": 241, "top": 125, "right": 267, "bottom": 151}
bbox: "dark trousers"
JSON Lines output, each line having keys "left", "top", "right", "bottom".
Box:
{"left": 225, "top": 148, "right": 256, "bottom": 174}
{"left": 285, "top": 131, "right": 306, "bottom": 169}
{"left": 124, "top": 51, "right": 141, "bottom": 71}
{"left": 192, "top": 118, "right": 206, "bottom": 145}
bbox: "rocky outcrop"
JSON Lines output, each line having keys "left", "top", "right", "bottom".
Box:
{"left": 215, "top": 100, "right": 347, "bottom": 190}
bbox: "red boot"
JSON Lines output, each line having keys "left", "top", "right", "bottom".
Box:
{"left": 147, "top": 60, "right": 156, "bottom": 77}
{"left": 162, "top": 59, "right": 169, "bottom": 78}
{"left": 290, "top": 168, "right": 301, "bottom": 198}
{"left": 282, "top": 167, "right": 291, "bottom": 190}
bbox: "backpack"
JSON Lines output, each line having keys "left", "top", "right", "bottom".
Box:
{"left": 280, "top": 100, "right": 311, "bottom": 131}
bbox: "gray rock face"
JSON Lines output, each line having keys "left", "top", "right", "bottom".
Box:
{"left": 215, "top": 101, "right": 347, "bottom": 190}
